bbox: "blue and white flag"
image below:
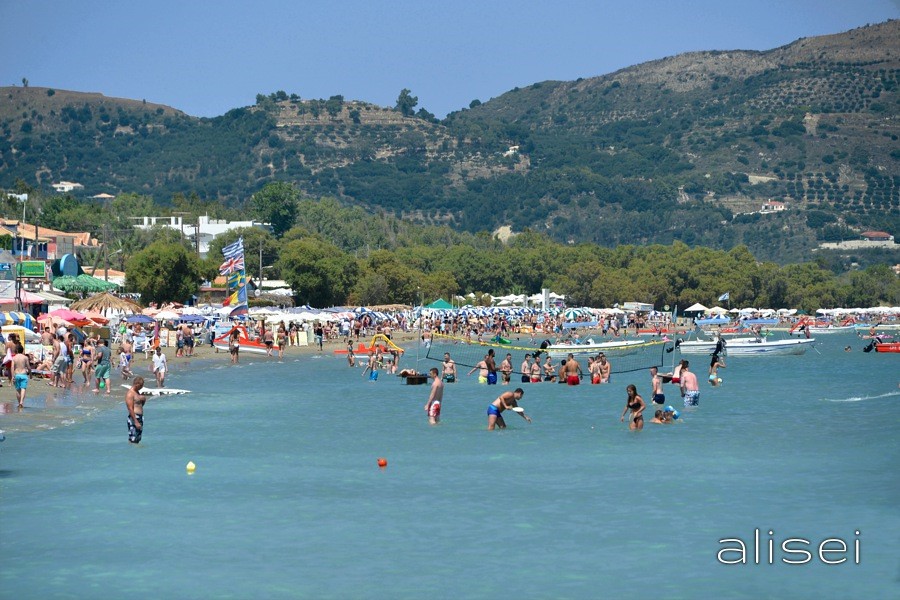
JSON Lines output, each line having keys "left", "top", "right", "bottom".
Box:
{"left": 222, "top": 237, "right": 244, "bottom": 259}
{"left": 718, "top": 292, "right": 730, "bottom": 302}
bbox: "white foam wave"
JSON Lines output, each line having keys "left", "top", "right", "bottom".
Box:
{"left": 821, "top": 390, "right": 900, "bottom": 403}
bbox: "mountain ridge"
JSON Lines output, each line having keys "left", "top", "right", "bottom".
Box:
{"left": 1, "top": 20, "right": 897, "bottom": 264}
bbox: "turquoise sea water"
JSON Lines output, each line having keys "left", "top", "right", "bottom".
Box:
{"left": 1, "top": 334, "right": 898, "bottom": 599}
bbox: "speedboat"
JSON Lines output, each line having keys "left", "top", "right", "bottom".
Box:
{"left": 721, "top": 336, "right": 815, "bottom": 356}
{"left": 544, "top": 338, "right": 647, "bottom": 360}
{"left": 678, "top": 335, "right": 814, "bottom": 356}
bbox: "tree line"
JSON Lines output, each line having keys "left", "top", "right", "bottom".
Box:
{"left": 130, "top": 182, "right": 900, "bottom": 311}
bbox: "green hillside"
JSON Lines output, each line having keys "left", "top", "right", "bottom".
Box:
{"left": 1, "top": 20, "right": 898, "bottom": 263}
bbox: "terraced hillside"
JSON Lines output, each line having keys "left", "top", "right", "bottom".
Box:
{"left": 0, "top": 20, "right": 897, "bottom": 263}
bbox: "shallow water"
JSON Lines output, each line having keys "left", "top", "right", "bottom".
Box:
{"left": 1, "top": 335, "right": 898, "bottom": 599}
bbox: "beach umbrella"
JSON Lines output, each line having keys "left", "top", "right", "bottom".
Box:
{"left": 155, "top": 309, "right": 180, "bottom": 320}
{"left": 177, "top": 314, "right": 205, "bottom": 323}
{"left": 52, "top": 274, "right": 118, "bottom": 293}
{"left": 83, "top": 310, "right": 109, "bottom": 324}
{"left": 564, "top": 308, "right": 579, "bottom": 320}
{"left": 0, "top": 311, "right": 35, "bottom": 329}
{"left": 70, "top": 292, "right": 142, "bottom": 315}
{"left": 50, "top": 308, "right": 88, "bottom": 322}
{"left": 125, "top": 314, "right": 155, "bottom": 324}
{"left": 38, "top": 314, "right": 73, "bottom": 328}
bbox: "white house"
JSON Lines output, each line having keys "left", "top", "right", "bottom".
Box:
{"left": 52, "top": 181, "right": 84, "bottom": 193}
{"left": 132, "top": 215, "right": 270, "bottom": 257}
{"left": 761, "top": 200, "right": 787, "bottom": 213}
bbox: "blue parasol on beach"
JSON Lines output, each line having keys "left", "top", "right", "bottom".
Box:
{"left": 177, "top": 314, "right": 206, "bottom": 323}
{"left": 125, "top": 314, "right": 155, "bottom": 324}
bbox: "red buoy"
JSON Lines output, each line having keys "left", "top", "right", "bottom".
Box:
{"left": 377, "top": 457, "right": 388, "bottom": 468}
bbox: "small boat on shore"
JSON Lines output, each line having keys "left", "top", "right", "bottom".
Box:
{"left": 213, "top": 325, "right": 270, "bottom": 355}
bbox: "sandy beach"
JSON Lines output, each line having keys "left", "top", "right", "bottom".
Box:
{"left": 0, "top": 329, "right": 426, "bottom": 408}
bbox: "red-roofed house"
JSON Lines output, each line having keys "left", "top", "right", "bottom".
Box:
{"left": 861, "top": 231, "right": 894, "bottom": 242}
{"left": 761, "top": 200, "right": 787, "bottom": 213}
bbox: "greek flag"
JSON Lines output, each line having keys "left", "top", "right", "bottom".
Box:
{"left": 718, "top": 292, "right": 730, "bottom": 302}
{"left": 222, "top": 237, "right": 244, "bottom": 259}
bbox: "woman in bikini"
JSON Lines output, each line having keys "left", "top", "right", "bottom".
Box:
{"left": 80, "top": 338, "right": 94, "bottom": 383}
{"left": 620, "top": 384, "right": 645, "bottom": 430}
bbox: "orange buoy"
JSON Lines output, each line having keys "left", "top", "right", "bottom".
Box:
{"left": 377, "top": 457, "right": 388, "bottom": 468}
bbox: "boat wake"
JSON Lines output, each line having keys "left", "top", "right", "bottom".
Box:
{"left": 821, "top": 390, "right": 900, "bottom": 403}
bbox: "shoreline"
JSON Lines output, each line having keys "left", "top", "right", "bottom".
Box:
{"left": 0, "top": 331, "right": 426, "bottom": 426}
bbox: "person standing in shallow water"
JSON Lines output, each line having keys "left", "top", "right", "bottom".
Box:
{"left": 680, "top": 360, "right": 700, "bottom": 406}
{"left": 12, "top": 343, "right": 29, "bottom": 409}
{"left": 125, "top": 376, "right": 149, "bottom": 444}
{"left": 424, "top": 367, "right": 443, "bottom": 425}
{"left": 487, "top": 388, "right": 531, "bottom": 430}
{"left": 620, "top": 384, "right": 645, "bottom": 430}
{"left": 229, "top": 329, "right": 240, "bottom": 364}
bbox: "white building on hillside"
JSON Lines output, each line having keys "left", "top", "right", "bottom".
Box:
{"left": 52, "top": 181, "right": 84, "bottom": 193}
{"left": 132, "top": 215, "right": 271, "bottom": 257}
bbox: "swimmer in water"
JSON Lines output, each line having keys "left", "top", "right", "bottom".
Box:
{"left": 620, "top": 384, "right": 645, "bottom": 430}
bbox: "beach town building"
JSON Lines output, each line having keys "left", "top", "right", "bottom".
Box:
{"left": 0, "top": 219, "right": 100, "bottom": 260}
{"left": 132, "top": 214, "right": 270, "bottom": 257}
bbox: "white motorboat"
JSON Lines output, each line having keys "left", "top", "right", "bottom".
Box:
{"left": 544, "top": 338, "right": 647, "bottom": 360}
{"left": 806, "top": 325, "right": 855, "bottom": 335}
{"left": 678, "top": 335, "right": 814, "bottom": 356}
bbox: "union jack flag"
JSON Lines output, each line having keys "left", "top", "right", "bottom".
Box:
{"left": 219, "top": 255, "right": 245, "bottom": 275}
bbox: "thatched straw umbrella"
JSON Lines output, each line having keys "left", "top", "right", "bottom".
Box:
{"left": 70, "top": 292, "right": 143, "bottom": 316}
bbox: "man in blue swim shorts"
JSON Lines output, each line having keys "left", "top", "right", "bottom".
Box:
{"left": 12, "top": 343, "right": 30, "bottom": 409}
{"left": 649, "top": 367, "right": 665, "bottom": 405}
{"left": 487, "top": 388, "right": 531, "bottom": 430}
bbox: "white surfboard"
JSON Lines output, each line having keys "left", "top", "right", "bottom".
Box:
{"left": 121, "top": 384, "right": 191, "bottom": 396}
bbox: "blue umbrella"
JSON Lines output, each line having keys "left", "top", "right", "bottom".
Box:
{"left": 177, "top": 314, "right": 206, "bottom": 323}
{"left": 126, "top": 314, "right": 155, "bottom": 324}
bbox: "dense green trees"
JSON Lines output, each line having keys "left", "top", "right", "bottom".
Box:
{"left": 3, "top": 176, "right": 897, "bottom": 312}
{"left": 276, "top": 237, "right": 358, "bottom": 307}
{"left": 249, "top": 181, "right": 299, "bottom": 237}
{"left": 125, "top": 241, "right": 210, "bottom": 306}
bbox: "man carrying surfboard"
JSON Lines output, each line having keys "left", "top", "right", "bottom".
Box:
{"left": 487, "top": 388, "right": 531, "bottom": 430}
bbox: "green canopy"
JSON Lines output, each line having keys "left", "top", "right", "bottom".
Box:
{"left": 425, "top": 298, "right": 453, "bottom": 309}
{"left": 53, "top": 274, "right": 119, "bottom": 293}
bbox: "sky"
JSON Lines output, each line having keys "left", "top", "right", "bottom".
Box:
{"left": 2, "top": 0, "right": 898, "bottom": 119}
